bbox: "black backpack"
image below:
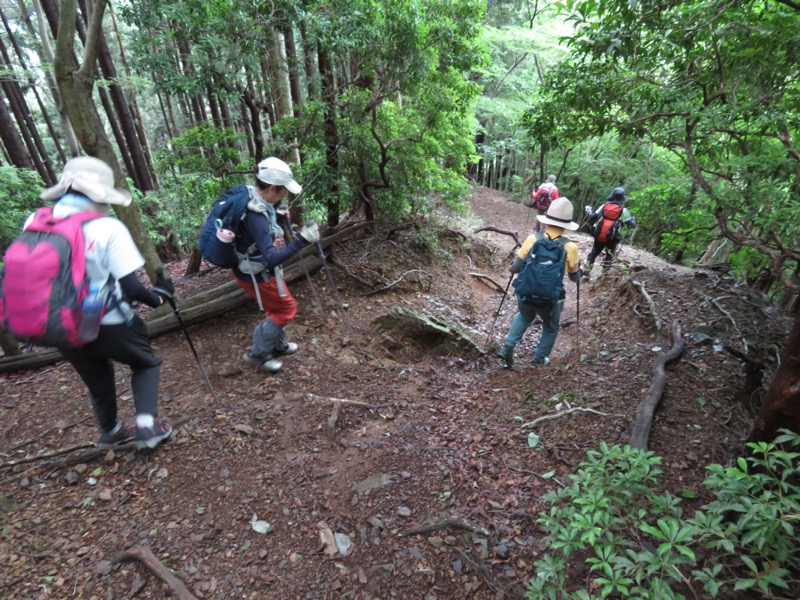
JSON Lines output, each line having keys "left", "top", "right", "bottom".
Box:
{"left": 512, "top": 232, "right": 568, "bottom": 306}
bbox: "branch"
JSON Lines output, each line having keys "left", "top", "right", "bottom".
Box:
{"left": 629, "top": 322, "right": 685, "bottom": 450}
{"left": 521, "top": 407, "right": 625, "bottom": 429}
{"left": 363, "top": 269, "right": 432, "bottom": 296}
{"left": 113, "top": 546, "right": 198, "bottom": 600}
{"left": 80, "top": 0, "right": 107, "bottom": 78}
{"left": 473, "top": 227, "right": 520, "bottom": 249}
{"left": 631, "top": 280, "right": 664, "bottom": 336}
{"left": 468, "top": 273, "right": 506, "bottom": 293}
{"left": 398, "top": 517, "right": 489, "bottom": 537}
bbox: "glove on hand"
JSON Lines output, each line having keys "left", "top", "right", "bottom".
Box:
{"left": 584, "top": 205, "right": 593, "bottom": 216}
{"left": 298, "top": 222, "right": 320, "bottom": 244}
{"left": 153, "top": 268, "right": 175, "bottom": 304}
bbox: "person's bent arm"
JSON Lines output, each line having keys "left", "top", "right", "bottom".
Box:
{"left": 119, "top": 272, "right": 162, "bottom": 308}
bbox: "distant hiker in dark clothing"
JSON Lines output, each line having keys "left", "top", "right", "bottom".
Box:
{"left": 525, "top": 174, "right": 559, "bottom": 233}
{"left": 234, "top": 157, "right": 320, "bottom": 374}
{"left": 35, "top": 158, "right": 173, "bottom": 449}
{"left": 584, "top": 187, "right": 637, "bottom": 274}
{"left": 497, "top": 197, "right": 582, "bottom": 368}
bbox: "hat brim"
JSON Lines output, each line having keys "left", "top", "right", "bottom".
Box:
{"left": 41, "top": 179, "right": 132, "bottom": 207}
{"left": 536, "top": 214, "right": 579, "bottom": 231}
{"left": 285, "top": 180, "right": 302, "bottom": 195}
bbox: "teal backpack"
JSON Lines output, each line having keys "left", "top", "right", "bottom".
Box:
{"left": 512, "top": 232, "right": 568, "bottom": 306}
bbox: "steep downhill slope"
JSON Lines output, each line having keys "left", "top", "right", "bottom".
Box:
{"left": 0, "top": 187, "right": 792, "bottom": 599}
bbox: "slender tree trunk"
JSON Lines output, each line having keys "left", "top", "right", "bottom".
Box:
{"left": 0, "top": 93, "right": 35, "bottom": 169}
{"left": 30, "top": 0, "right": 81, "bottom": 157}
{"left": 283, "top": 25, "right": 303, "bottom": 114}
{"left": 299, "top": 22, "right": 318, "bottom": 101}
{"left": 2, "top": 2, "right": 66, "bottom": 167}
{"left": 53, "top": 0, "right": 162, "bottom": 281}
{"left": 318, "top": 45, "right": 340, "bottom": 226}
{"left": 0, "top": 36, "right": 55, "bottom": 183}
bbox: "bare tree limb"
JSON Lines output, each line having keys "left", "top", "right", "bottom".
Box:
{"left": 113, "top": 546, "right": 198, "bottom": 600}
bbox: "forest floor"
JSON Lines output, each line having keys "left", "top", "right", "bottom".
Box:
{"left": 0, "top": 186, "right": 794, "bottom": 600}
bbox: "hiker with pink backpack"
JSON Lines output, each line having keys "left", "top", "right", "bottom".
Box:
{"left": 0, "top": 157, "right": 174, "bottom": 450}
{"left": 525, "top": 175, "right": 559, "bottom": 233}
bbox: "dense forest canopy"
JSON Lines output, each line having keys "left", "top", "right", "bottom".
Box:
{"left": 0, "top": 0, "right": 798, "bottom": 342}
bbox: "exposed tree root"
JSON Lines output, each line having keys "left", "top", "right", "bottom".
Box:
{"left": 468, "top": 272, "right": 506, "bottom": 293}
{"left": 629, "top": 321, "right": 685, "bottom": 450}
{"left": 520, "top": 407, "right": 625, "bottom": 429}
{"left": 398, "top": 516, "right": 490, "bottom": 537}
{"left": 113, "top": 545, "right": 197, "bottom": 600}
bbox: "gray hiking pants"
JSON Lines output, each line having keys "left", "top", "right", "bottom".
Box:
{"left": 250, "top": 317, "right": 290, "bottom": 361}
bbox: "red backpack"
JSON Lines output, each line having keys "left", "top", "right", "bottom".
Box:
{"left": 532, "top": 182, "right": 557, "bottom": 212}
{"left": 594, "top": 202, "right": 624, "bottom": 243}
{"left": 0, "top": 207, "right": 106, "bottom": 348}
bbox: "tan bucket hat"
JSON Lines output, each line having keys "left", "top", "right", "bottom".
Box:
{"left": 536, "top": 197, "right": 579, "bottom": 231}
{"left": 41, "top": 157, "right": 132, "bottom": 206}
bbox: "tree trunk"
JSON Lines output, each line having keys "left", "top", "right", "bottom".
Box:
{"left": 318, "top": 45, "right": 340, "bottom": 226}
{"left": 53, "top": 0, "right": 163, "bottom": 282}
{"left": 750, "top": 309, "right": 800, "bottom": 442}
{"left": 0, "top": 92, "right": 34, "bottom": 169}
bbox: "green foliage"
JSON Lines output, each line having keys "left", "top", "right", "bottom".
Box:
{"left": 0, "top": 165, "right": 46, "bottom": 253}
{"left": 527, "top": 433, "right": 800, "bottom": 599}
{"left": 144, "top": 125, "right": 249, "bottom": 251}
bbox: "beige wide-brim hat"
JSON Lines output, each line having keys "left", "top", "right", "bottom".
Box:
{"left": 536, "top": 197, "right": 579, "bottom": 230}
{"left": 41, "top": 156, "right": 132, "bottom": 206}
{"left": 256, "top": 157, "right": 302, "bottom": 195}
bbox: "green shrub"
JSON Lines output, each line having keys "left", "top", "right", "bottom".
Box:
{"left": 0, "top": 165, "right": 45, "bottom": 253}
{"left": 528, "top": 433, "right": 800, "bottom": 599}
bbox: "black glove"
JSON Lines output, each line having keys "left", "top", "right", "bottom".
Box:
{"left": 153, "top": 267, "right": 175, "bottom": 305}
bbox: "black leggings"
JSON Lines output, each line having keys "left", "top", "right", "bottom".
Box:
{"left": 60, "top": 316, "right": 162, "bottom": 432}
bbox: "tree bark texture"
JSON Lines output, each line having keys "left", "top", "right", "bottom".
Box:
{"left": 629, "top": 322, "right": 685, "bottom": 450}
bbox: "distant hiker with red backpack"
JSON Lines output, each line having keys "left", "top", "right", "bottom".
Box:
{"left": 496, "top": 197, "right": 582, "bottom": 368}
{"left": 584, "top": 187, "right": 637, "bottom": 275}
{"left": 201, "top": 157, "right": 319, "bottom": 374}
{"left": 525, "top": 175, "right": 559, "bottom": 233}
{"left": 0, "top": 157, "right": 174, "bottom": 450}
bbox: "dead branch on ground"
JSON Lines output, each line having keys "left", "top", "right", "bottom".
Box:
{"left": 629, "top": 321, "right": 685, "bottom": 450}
{"left": 632, "top": 280, "right": 664, "bottom": 335}
{"left": 473, "top": 227, "right": 520, "bottom": 249}
{"left": 520, "top": 407, "right": 625, "bottom": 429}
{"left": 398, "top": 517, "right": 490, "bottom": 537}
{"left": 469, "top": 272, "right": 506, "bottom": 293}
{"left": 363, "top": 269, "right": 432, "bottom": 296}
{"left": 113, "top": 546, "right": 197, "bottom": 600}
{"left": 304, "top": 393, "right": 394, "bottom": 409}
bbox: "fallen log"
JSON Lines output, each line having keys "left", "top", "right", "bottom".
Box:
{"left": 629, "top": 321, "right": 685, "bottom": 450}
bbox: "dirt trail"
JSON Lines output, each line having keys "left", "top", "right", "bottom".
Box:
{"left": 0, "top": 187, "right": 791, "bottom": 599}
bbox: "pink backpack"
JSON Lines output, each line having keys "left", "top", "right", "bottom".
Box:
{"left": 0, "top": 207, "right": 106, "bottom": 348}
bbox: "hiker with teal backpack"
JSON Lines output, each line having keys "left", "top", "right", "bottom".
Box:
{"left": 0, "top": 157, "right": 174, "bottom": 450}
{"left": 200, "top": 157, "right": 319, "bottom": 374}
{"left": 583, "top": 187, "right": 637, "bottom": 275}
{"left": 496, "top": 197, "right": 582, "bottom": 368}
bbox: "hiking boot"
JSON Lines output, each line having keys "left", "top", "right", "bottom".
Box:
{"left": 276, "top": 342, "right": 298, "bottom": 356}
{"left": 260, "top": 358, "right": 283, "bottom": 373}
{"left": 531, "top": 356, "right": 550, "bottom": 368}
{"left": 496, "top": 345, "right": 514, "bottom": 367}
{"left": 98, "top": 421, "right": 136, "bottom": 445}
{"left": 135, "top": 419, "right": 173, "bottom": 450}
{"left": 243, "top": 351, "right": 282, "bottom": 374}
{"left": 243, "top": 351, "right": 262, "bottom": 368}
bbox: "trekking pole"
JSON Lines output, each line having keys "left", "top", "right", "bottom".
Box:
{"left": 155, "top": 271, "right": 221, "bottom": 407}
{"left": 485, "top": 273, "right": 514, "bottom": 346}
{"left": 576, "top": 275, "right": 581, "bottom": 359}
{"left": 312, "top": 233, "right": 352, "bottom": 335}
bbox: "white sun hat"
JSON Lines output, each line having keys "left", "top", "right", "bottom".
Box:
{"left": 536, "top": 197, "right": 579, "bottom": 231}
{"left": 40, "top": 156, "right": 132, "bottom": 206}
{"left": 256, "top": 157, "right": 302, "bottom": 195}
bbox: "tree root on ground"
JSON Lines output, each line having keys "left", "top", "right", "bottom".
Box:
{"left": 629, "top": 321, "right": 685, "bottom": 450}
{"left": 398, "top": 517, "right": 490, "bottom": 537}
{"left": 113, "top": 545, "right": 197, "bottom": 600}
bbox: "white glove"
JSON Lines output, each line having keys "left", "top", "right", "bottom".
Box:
{"left": 298, "top": 222, "right": 320, "bottom": 244}
{"left": 584, "top": 205, "right": 593, "bottom": 216}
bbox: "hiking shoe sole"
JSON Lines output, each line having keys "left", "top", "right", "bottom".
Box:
{"left": 275, "top": 342, "right": 298, "bottom": 356}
